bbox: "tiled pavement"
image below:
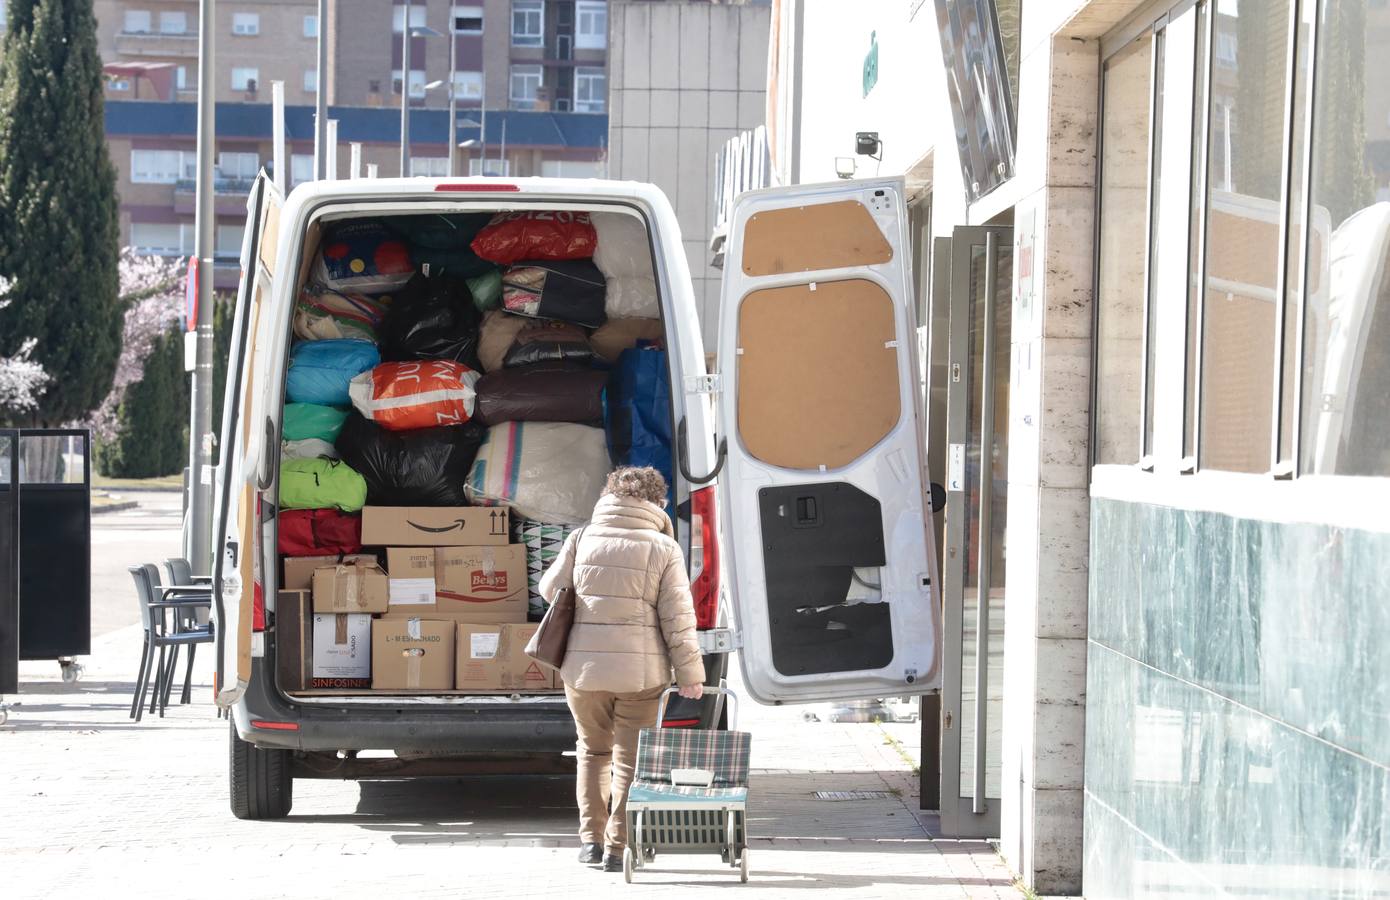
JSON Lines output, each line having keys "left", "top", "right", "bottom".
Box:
{"left": 2, "top": 623, "right": 1023, "bottom": 899}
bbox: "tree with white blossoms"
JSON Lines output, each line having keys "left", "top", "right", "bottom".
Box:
{"left": 0, "top": 276, "right": 51, "bottom": 414}
{"left": 89, "top": 250, "right": 187, "bottom": 442}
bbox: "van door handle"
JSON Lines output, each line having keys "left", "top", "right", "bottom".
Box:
{"left": 677, "top": 417, "right": 726, "bottom": 485}
{"left": 257, "top": 417, "right": 275, "bottom": 491}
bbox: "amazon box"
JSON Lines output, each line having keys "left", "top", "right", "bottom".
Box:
{"left": 372, "top": 617, "right": 455, "bottom": 690}
{"left": 456, "top": 623, "right": 550, "bottom": 691}
{"left": 311, "top": 612, "right": 372, "bottom": 687}
{"left": 435, "top": 545, "right": 528, "bottom": 623}
{"left": 361, "top": 506, "right": 510, "bottom": 547}
{"left": 386, "top": 547, "right": 437, "bottom": 610}
{"left": 312, "top": 563, "right": 389, "bottom": 614}
{"left": 282, "top": 553, "right": 377, "bottom": 591}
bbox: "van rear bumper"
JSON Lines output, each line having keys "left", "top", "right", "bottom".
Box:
{"left": 233, "top": 658, "right": 577, "bottom": 754}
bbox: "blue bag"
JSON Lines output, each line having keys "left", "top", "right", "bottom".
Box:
{"left": 606, "top": 343, "right": 674, "bottom": 509}
{"left": 285, "top": 339, "right": 380, "bottom": 406}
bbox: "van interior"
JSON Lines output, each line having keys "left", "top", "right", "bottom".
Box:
{"left": 270, "top": 199, "right": 679, "bottom": 702}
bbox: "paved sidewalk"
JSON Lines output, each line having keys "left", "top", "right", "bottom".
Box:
{"left": 1, "top": 623, "right": 1022, "bottom": 899}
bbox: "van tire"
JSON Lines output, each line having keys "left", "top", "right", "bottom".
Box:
{"left": 230, "top": 720, "right": 293, "bottom": 819}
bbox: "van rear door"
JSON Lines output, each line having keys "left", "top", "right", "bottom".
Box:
{"left": 715, "top": 178, "right": 942, "bottom": 704}
{"left": 212, "top": 173, "right": 281, "bottom": 707}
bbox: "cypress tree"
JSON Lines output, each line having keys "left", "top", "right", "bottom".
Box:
{"left": 94, "top": 326, "right": 189, "bottom": 478}
{"left": 0, "top": 0, "right": 121, "bottom": 426}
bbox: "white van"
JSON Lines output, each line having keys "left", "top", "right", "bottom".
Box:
{"left": 212, "top": 174, "right": 941, "bottom": 819}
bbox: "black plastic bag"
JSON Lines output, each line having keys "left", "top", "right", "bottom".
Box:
{"left": 378, "top": 271, "right": 483, "bottom": 368}
{"left": 475, "top": 362, "right": 608, "bottom": 426}
{"left": 335, "top": 411, "right": 484, "bottom": 506}
{"left": 503, "top": 319, "right": 596, "bottom": 368}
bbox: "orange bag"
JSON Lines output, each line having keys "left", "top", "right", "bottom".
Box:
{"left": 348, "top": 360, "right": 481, "bottom": 431}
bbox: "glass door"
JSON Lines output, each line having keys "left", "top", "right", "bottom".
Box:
{"left": 939, "top": 225, "right": 1012, "bottom": 837}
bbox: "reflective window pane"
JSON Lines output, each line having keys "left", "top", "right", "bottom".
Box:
{"left": 1198, "top": 3, "right": 1290, "bottom": 473}
{"left": 1095, "top": 37, "right": 1154, "bottom": 465}
{"left": 1300, "top": 0, "right": 1390, "bottom": 476}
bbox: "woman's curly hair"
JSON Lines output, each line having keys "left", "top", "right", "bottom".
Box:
{"left": 603, "top": 465, "right": 668, "bottom": 505}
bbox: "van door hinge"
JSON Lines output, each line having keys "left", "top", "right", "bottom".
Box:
{"left": 697, "top": 627, "right": 741, "bottom": 655}
{"left": 684, "top": 374, "right": 722, "bottom": 395}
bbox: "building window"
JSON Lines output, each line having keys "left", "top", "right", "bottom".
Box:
{"left": 1214, "top": 31, "right": 1236, "bottom": 70}
{"left": 217, "top": 152, "right": 259, "bottom": 181}
{"left": 232, "top": 13, "right": 259, "bottom": 36}
{"left": 1093, "top": 36, "right": 1153, "bottom": 466}
{"left": 392, "top": 69, "right": 427, "bottom": 98}
{"left": 576, "top": 1, "right": 606, "bottom": 50}
{"left": 231, "top": 67, "right": 259, "bottom": 91}
{"left": 159, "top": 11, "right": 187, "bottom": 34}
{"left": 290, "top": 154, "right": 314, "bottom": 186}
{"left": 303, "top": 14, "right": 318, "bottom": 38}
{"left": 453, "top": 71, "right": 483, "bottom": 100}
{"left": 392, "top": 4, "right": 428, "bottom": 32}
{"left": 574, "top": 66, "right": 606, "bottom": 113}
{"left": 1196, "top": 2, "right": 1290, "bottom": 474}
{"left": 409, "top": 157, "right": 450, "bottom": 177}
{"left": 130, "top": 223, "right": 189, "bottom": 256}
{"left": 511, "top": 0, "right": 544, "bottom": 47}
{"left": 453, "top": 4, "right": 483, "bottom": 34}
{"left": 469, "top": 156, "right": 510, "bottom": 177}
{"left": 123, "top": 10, "right": 152, "bottom": 33}
{"left": 509, "top": 64, "right": 542, "bottom": 107}
{"left": 1299, "top": 0, "right": 1390, "bottom": 476}
{"left": 175, "top": 66, "right": 188, "bottom": 91}
{"left": 216, "top": 225, "right": 243, "bottom": 258}
{"left": 541, "top": 159, "right": 603, "bottom": 178}
{"left": 304, "top": 69, "right": 318, "bottom": 93}
{"left": 131, "top": 149, "right": 195, "bottom": 184}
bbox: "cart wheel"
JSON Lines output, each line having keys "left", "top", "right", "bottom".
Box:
{"left": 740, "top": 849, "right": 749, "bottom": 883}
{"left": 60, "top": 659, "right": 83, "bottom": 683}
{"left": 623, "top": 847, "right": 635, "bottom": 883}
{"left": 0, "top": 708, "right": 8, "bottom": 727}
{"left": 643, "top": 846, "right": 655, "bottom": 863}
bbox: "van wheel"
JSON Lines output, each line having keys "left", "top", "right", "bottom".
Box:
{"left": 230, "top": 720, "right": 293, "bottom": 819}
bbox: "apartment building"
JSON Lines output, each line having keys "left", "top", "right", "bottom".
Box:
{"left": 93, "top": 0, "right": 321, "bottom": 105}
{"left": 327, "top": 0, "right": 608, "bottom": 116}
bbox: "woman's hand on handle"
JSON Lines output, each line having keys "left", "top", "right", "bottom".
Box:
{"left": 677, "top": 682, "right": 704, "bottom": 700}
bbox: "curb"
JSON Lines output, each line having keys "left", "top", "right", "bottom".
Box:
{"left": 92, "top": 501, "right": 139, "bottom": 515}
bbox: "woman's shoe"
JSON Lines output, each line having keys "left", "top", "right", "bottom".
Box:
{"left": 578, "top": 843, "right": 603, "bottom": 864}
{"left": 602, "top": 853, "right": 623, "bottom": 872}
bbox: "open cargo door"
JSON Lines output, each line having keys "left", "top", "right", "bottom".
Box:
{"left": 715, "top": 178, "right": 942, "bottom": 704}
{"left": 212, "top": 173, "right": 281, "bottom": 708}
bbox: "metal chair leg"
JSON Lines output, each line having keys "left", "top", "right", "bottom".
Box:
{"left": 150, "top": 646, "right": 166, "bottom": 715}
{"left": 160, "top": 645, "right": 180, "bottom": 716}
{"left": 130, "top": 633, "right": 151, "bottom": 719}
{"left": 134, "top": 638, "right": 158, "bottom": 723}
{"left": 182, "top": 643, "right": 196, "bottom": 705}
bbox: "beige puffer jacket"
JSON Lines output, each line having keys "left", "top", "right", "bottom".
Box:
{"left": 539, "top": 494, "right": 705, "bottom": 694}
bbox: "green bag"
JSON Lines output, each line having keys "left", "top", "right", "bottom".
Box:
{"left": 283, "top": 402, "right": 348, "bottom": 443}
{"left": 279, "top": 457, "right": 367, "bottom": 512}
{"left": 466, "top": 269, "right": 503, "bottom": 312}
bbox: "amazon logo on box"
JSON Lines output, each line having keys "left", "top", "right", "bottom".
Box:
{"left": 361, "top": 506, "right": 510, "bottom": 547}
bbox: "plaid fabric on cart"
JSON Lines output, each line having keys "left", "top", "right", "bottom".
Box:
{"left": 630, "top": 727, "right": 752, "bottom": 799}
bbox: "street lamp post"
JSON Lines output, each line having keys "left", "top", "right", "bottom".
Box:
{"left": 399, "top": 8, "right": 443, "bottom": 177}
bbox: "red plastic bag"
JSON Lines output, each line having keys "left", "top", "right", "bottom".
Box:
{"left": 348, "top": 360, "right": 481, "bottom": 431}
{"left": 278, "top": 508, "right": 362, "bottom": 556}
{"left": 469, "top": 211, "right": 597, "bottom": 264}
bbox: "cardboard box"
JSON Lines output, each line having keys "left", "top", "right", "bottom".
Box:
{"left": 312, "top": 563, "right": 390, "bottom": 614}
{"left": 361, "top": 506, "right": 510, "bottom": 547}
{"left": 311, "top": 613, "right": 372, "bottom": 687}
{"left": 435, "top": 545, "right": 528, "bottom": 623}
{"left": 275, "top": 590, "right": 312, "bottom": 692}
{"left": 386, "top": 547, "right": 437, "bottom": 610}
{"left": 455, "top": 623, "right": 551, "bottom": 691}
{"left": 372, "top": 617, "right": 455, "bottom": 690}
{"left": 282, "top": 553, "right": 377, "bottom": 591}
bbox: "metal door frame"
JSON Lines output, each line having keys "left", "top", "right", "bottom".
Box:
{"left": 0, "top": 429, "right": 18, "bottom": 695}
{"left": 939, "top": 225, "right": 1012, "bottom": 838}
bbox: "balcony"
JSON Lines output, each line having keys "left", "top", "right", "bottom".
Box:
{"left": 173, "top": 177, "right": 256, "bottom": 216}
{"left": 114, "top": 30, "right": 198, "bottom": 58}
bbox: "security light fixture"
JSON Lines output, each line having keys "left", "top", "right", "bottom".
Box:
{"left": 834, "top": 157, "right": 857, "bottom": 179}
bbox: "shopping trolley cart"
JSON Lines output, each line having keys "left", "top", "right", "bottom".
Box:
{"left": 623, "top": 684, "right": 750, "bottom": 883}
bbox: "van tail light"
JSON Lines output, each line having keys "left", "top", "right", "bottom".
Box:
{"left": 252, "top": 490, "right": 265, "bottom": 632}
{"left": 689, "top": 486, "right": 719, "bottom": 630}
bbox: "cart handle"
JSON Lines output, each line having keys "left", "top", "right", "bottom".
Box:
{"left": 656, "top": 683, "right": 739, "bottom": 731}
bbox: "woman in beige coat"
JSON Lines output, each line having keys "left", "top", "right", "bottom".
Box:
{"left": 539, "top": 465, "right": 706, "bottom": 872}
